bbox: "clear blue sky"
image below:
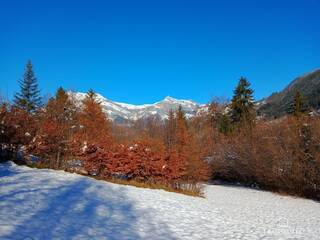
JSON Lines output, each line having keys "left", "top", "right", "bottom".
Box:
{"left": 0, "top": 0, "right": 319, "bottom": 104}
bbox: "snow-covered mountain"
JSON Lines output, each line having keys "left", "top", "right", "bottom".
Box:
{"left": 70, "top": 92, "right": 203, "bottom": 123}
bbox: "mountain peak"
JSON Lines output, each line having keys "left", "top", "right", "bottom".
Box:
{"left": 163, "top": 96, "right": 177, "bottom": 102}
{"left": 70, "top": 92, "right": 202, "bottom": 123}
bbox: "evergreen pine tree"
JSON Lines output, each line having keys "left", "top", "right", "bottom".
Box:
{"left": 230, "top": 77, "right": 255, "bottom": 127}
{"left": 175, "top": 105, "right": 188, "bottom": 157}
{"left": 218, "top": 114, "right": 232, "bottom": 135}
{"left": 164, "top": 109, "right": 176, "bottom": 153}
{"left": 289, "top": 91, "right": 309, "bottom": 117}
{"left": 14, "top": 60, "right": 42, "bottom": 113}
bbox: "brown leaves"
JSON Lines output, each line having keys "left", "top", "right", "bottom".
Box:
{"left": 83, "top": 139, "right": 187, "bottom": 184}
{"left": 210, "top": 116, "right": 320, "bottom": 199}
{"left": 78, "top": 93, "right": 111, "bottom": 145}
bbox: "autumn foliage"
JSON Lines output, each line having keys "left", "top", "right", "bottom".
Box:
{"left": 84, "top": 140, "right": 185, "bottom": 184}
{"left": 2, "top": 75, "right": 320, "bottom": 199}
{"left": 77, "top": 90, "right": 111, "bottom": 145}
{"left": 210, "top": 116, "right": 320, "bottom": 199}
{"left": 0, "top": 103, "right": 37, "bottom": 162}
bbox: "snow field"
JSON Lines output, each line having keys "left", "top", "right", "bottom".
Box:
{"left": 0, "top": 162, "right": 320, "bottom": 240}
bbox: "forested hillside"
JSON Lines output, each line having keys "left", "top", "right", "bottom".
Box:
{"left": 258, "top": 69, "right": 320, "bottom": 117}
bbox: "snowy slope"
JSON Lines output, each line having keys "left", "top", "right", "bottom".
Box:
{"left": 1, "top": 162, "right": 320, "bottom": 240}
{"left": 70, "top": 92, "right": 203, "bottom": 122}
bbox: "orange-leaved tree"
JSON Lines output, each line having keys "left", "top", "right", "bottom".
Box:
{"left": 30, "top": 87, "right": 78, "bottom": 168}
{"left": 78, "top": 89, "right": 112, "bottom": 174}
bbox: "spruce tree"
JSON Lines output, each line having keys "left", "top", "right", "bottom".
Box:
{"left": 289, "top": 91, "right": 309, "bottom": 117}
{"left": 175, "top": 105, "right": 188, "bottom": 157}
{"left": 164, "top": 109, "right": 176, "bottom": 153}
{"left": 230, "top": 77, "right": 255, "bottom": 127}
{"left": 218, "top": 114, "right": 232, "bottom": 135}
{"left": 14, "top": 60, "right": 42, "bottom": 113}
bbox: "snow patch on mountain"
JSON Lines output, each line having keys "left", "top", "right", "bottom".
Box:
{"left": 70, "top": 92, "right": 204, "bottom": 122}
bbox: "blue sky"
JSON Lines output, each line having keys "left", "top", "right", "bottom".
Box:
{"left": 0, "top": 0, "right": 319, "bottom": 104}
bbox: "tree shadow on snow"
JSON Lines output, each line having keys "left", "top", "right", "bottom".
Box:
{"left": 0, "top": 165, "right": 176, "bottom": 240}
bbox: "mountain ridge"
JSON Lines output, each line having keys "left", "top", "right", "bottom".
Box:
{"left": 70, "top": 92, "right": 203, "bottom": 123}
{"left": 257, "top": 68, "right": 320, "bottom": 117}
{"left": 70, "top": 68, "right": 320, "bottom": 121}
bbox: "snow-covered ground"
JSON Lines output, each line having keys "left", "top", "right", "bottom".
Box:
{"left": 1, "top": 162, "right": 320, "bottom": 240}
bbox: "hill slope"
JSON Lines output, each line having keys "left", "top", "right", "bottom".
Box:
{"left": 258, "top": 69, "right": 320, "bottom": 117}
{"left": 1, "top": 162, "right": 320, "bottom": 239}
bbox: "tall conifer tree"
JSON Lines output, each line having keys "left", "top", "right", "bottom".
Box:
{"left": 230, "top": 77, "right": 255, "bottom": 128}
{"left": 289, "top": 91, "right": 309, "bottom": 117}
{"left": 14, "top": 60, "right": 42, "bottom": 113}
{"left": 164, "top": 109, "right": 176, "bottom": 153}
{"left": 175, "top": 105, "right": 188, "bottom": 157}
